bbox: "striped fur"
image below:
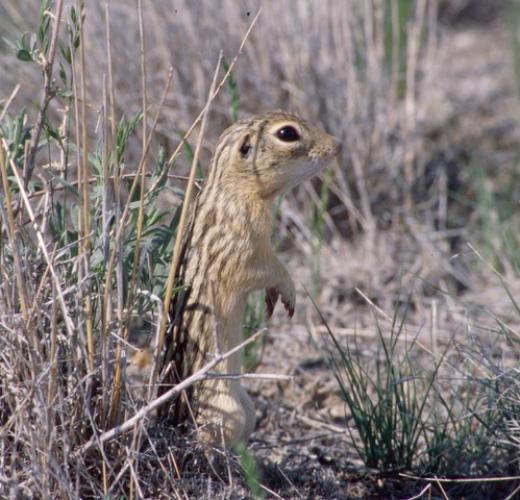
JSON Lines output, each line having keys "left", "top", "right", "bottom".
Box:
{"left": 160, "top": 111, "right": 341, "bottom": 445}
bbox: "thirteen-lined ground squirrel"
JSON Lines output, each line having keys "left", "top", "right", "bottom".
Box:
{"left": 159, "top": 111, "right": 341, "bottom": 446}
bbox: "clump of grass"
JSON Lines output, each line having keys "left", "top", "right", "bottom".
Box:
{"left": 235, "top": 442, "right": 265, "bottom": 500}
{"left": 314, "top": 283, "right": 520, "bottom": 495}
{"left": 315, "top": 289, "right": 448, "bottom": 472}
{"left": 0, "top": 2, "right": 180, "bottom": 496}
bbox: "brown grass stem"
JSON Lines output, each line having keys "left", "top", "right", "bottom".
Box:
{"left": 77, "top": 0, "right": 95, "bottom": 371}
{"left": 0, "top": 84, "right": 20, "bottom": 123}
{"left": 145, "top": 8, "right": 262, "bottom": 198}
{"left": 81, "top": 328, "right": 267, "bottom": 453}
{"left": 24, "top": 0, "right": 64, "bottom": 187}
{"left": 150, "top": 53, "right": 222, "bottom": 398}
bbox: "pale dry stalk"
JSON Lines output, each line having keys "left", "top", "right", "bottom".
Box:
{"left": 25, "top": 0, "right": 64, "bottom": 187}
{"left": 81, "top": 328, "right": 267, "bottom": 453}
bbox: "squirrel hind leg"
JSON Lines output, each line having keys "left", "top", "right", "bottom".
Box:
{"left": 196, "top": 381, "right": 254, "bottom": 447}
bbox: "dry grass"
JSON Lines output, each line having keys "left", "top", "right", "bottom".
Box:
{"left": 0, "top": 0, "right": 519, "bottom": 498}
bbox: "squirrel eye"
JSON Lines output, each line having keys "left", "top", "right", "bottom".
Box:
{"left": 276, "top": 126, "right": 300, "bottom": 142}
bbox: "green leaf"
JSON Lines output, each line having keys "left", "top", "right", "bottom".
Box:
{"left": 21, "top": 32, "right": 31, "bottom": 51}
{"left": 70, "top": 6, "right": 77, "bottom": 25}
{"left": 45, "top": 171, "right": 80, "bottom": 197}
{"left": 222, "top": 58, "right": 239, "bottom": 122}
{"left": 55, "top": 90, "right": 73, "bottom": 99}
{"left": 59, "top": 62, "right": 67, "bottom": 84}
{"left": 16, "top": 49, "right": 33, "bottom": 62}
{"left": 234, "top": 442, "right": 264, "bottom": 499}
{"left": 60, "top": 44, "right": 72, "bottom": 64}
{"left": 38, "top": 8, "right": 52, "bottom": 47}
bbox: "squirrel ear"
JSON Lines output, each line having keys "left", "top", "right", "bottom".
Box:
{"left": 239, "top": 134, "right": 252, "bottom": 158}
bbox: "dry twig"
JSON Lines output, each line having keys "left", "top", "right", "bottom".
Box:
{"left": 25, "top": 0, "right": 64, "bottom": 186}
{"left": 81, "top": 328, "right": 267, "bottom": 453}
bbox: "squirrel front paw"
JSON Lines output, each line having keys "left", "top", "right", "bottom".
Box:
{"left": 265, "top": 279, "right": 295, "bottom": 319}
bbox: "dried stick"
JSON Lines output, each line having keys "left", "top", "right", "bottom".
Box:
{"left": 205, "top": 373, "right": 293, "bottom": 381}
{"left": 148, "top": 52, "right": 223, "bottom": 398}
{"left": 25, "top": 0, "right": 64, "bottom": 187}
{"left": 77, "top": 0, "right": 94, "bottom": 371}
{"left": 0, "top": 84, "right": 20, "bottom": 123}
{"left": 2, "top": 138, "right": 74, "bottom": 338}
{"left": 26, "top": 173, "right": 198, "bottom": 201}
{"left": 145, "top": 8, "right": 262, "bottom": 197}
{"left": 80, "top": 328, "right": 267, "bottom": 453}
{"left": 399, "top": 472, "right": 520, "bottom": 484}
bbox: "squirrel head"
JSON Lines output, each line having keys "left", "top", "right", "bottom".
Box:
{"left": 209, "top": 111, "right": 341, "bottom": 199}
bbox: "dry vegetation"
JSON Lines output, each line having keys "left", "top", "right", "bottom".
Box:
{"left": 0, "top": 0, "right": 519, "bottom": 498}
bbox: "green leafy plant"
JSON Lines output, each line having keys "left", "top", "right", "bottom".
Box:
{"left": 242, "top": 291, "right": 267, "bottom": 371}
{"left": 223, "top": 58, "right": 240, "bottom": 123}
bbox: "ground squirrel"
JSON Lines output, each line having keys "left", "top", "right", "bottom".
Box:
{"left": 158, "top": 111, "right": 341, "bottom": 446}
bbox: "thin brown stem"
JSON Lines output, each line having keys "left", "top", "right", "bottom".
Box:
{"left": 0, "top": 84, "right": 21, "bottom": 123}
{"left": 150, "top": 52, "right": 222, "bottom": 398}
{"left": 25, "top": 0, "right": 64, "bottom": 187}
{"left": 106, "top": 69, "right": 173, "bottom": 427}
{"left": 78, "top": 0, "right": 94, "bottom": 371}
{"left": 145, "top": 8, "right": 262, "bottom": 198}
{"left": 26, "top": 173, "right": 198, "bottom": 201}
{"left": 81, "top": 328, "right": 267, "bottom": 453}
